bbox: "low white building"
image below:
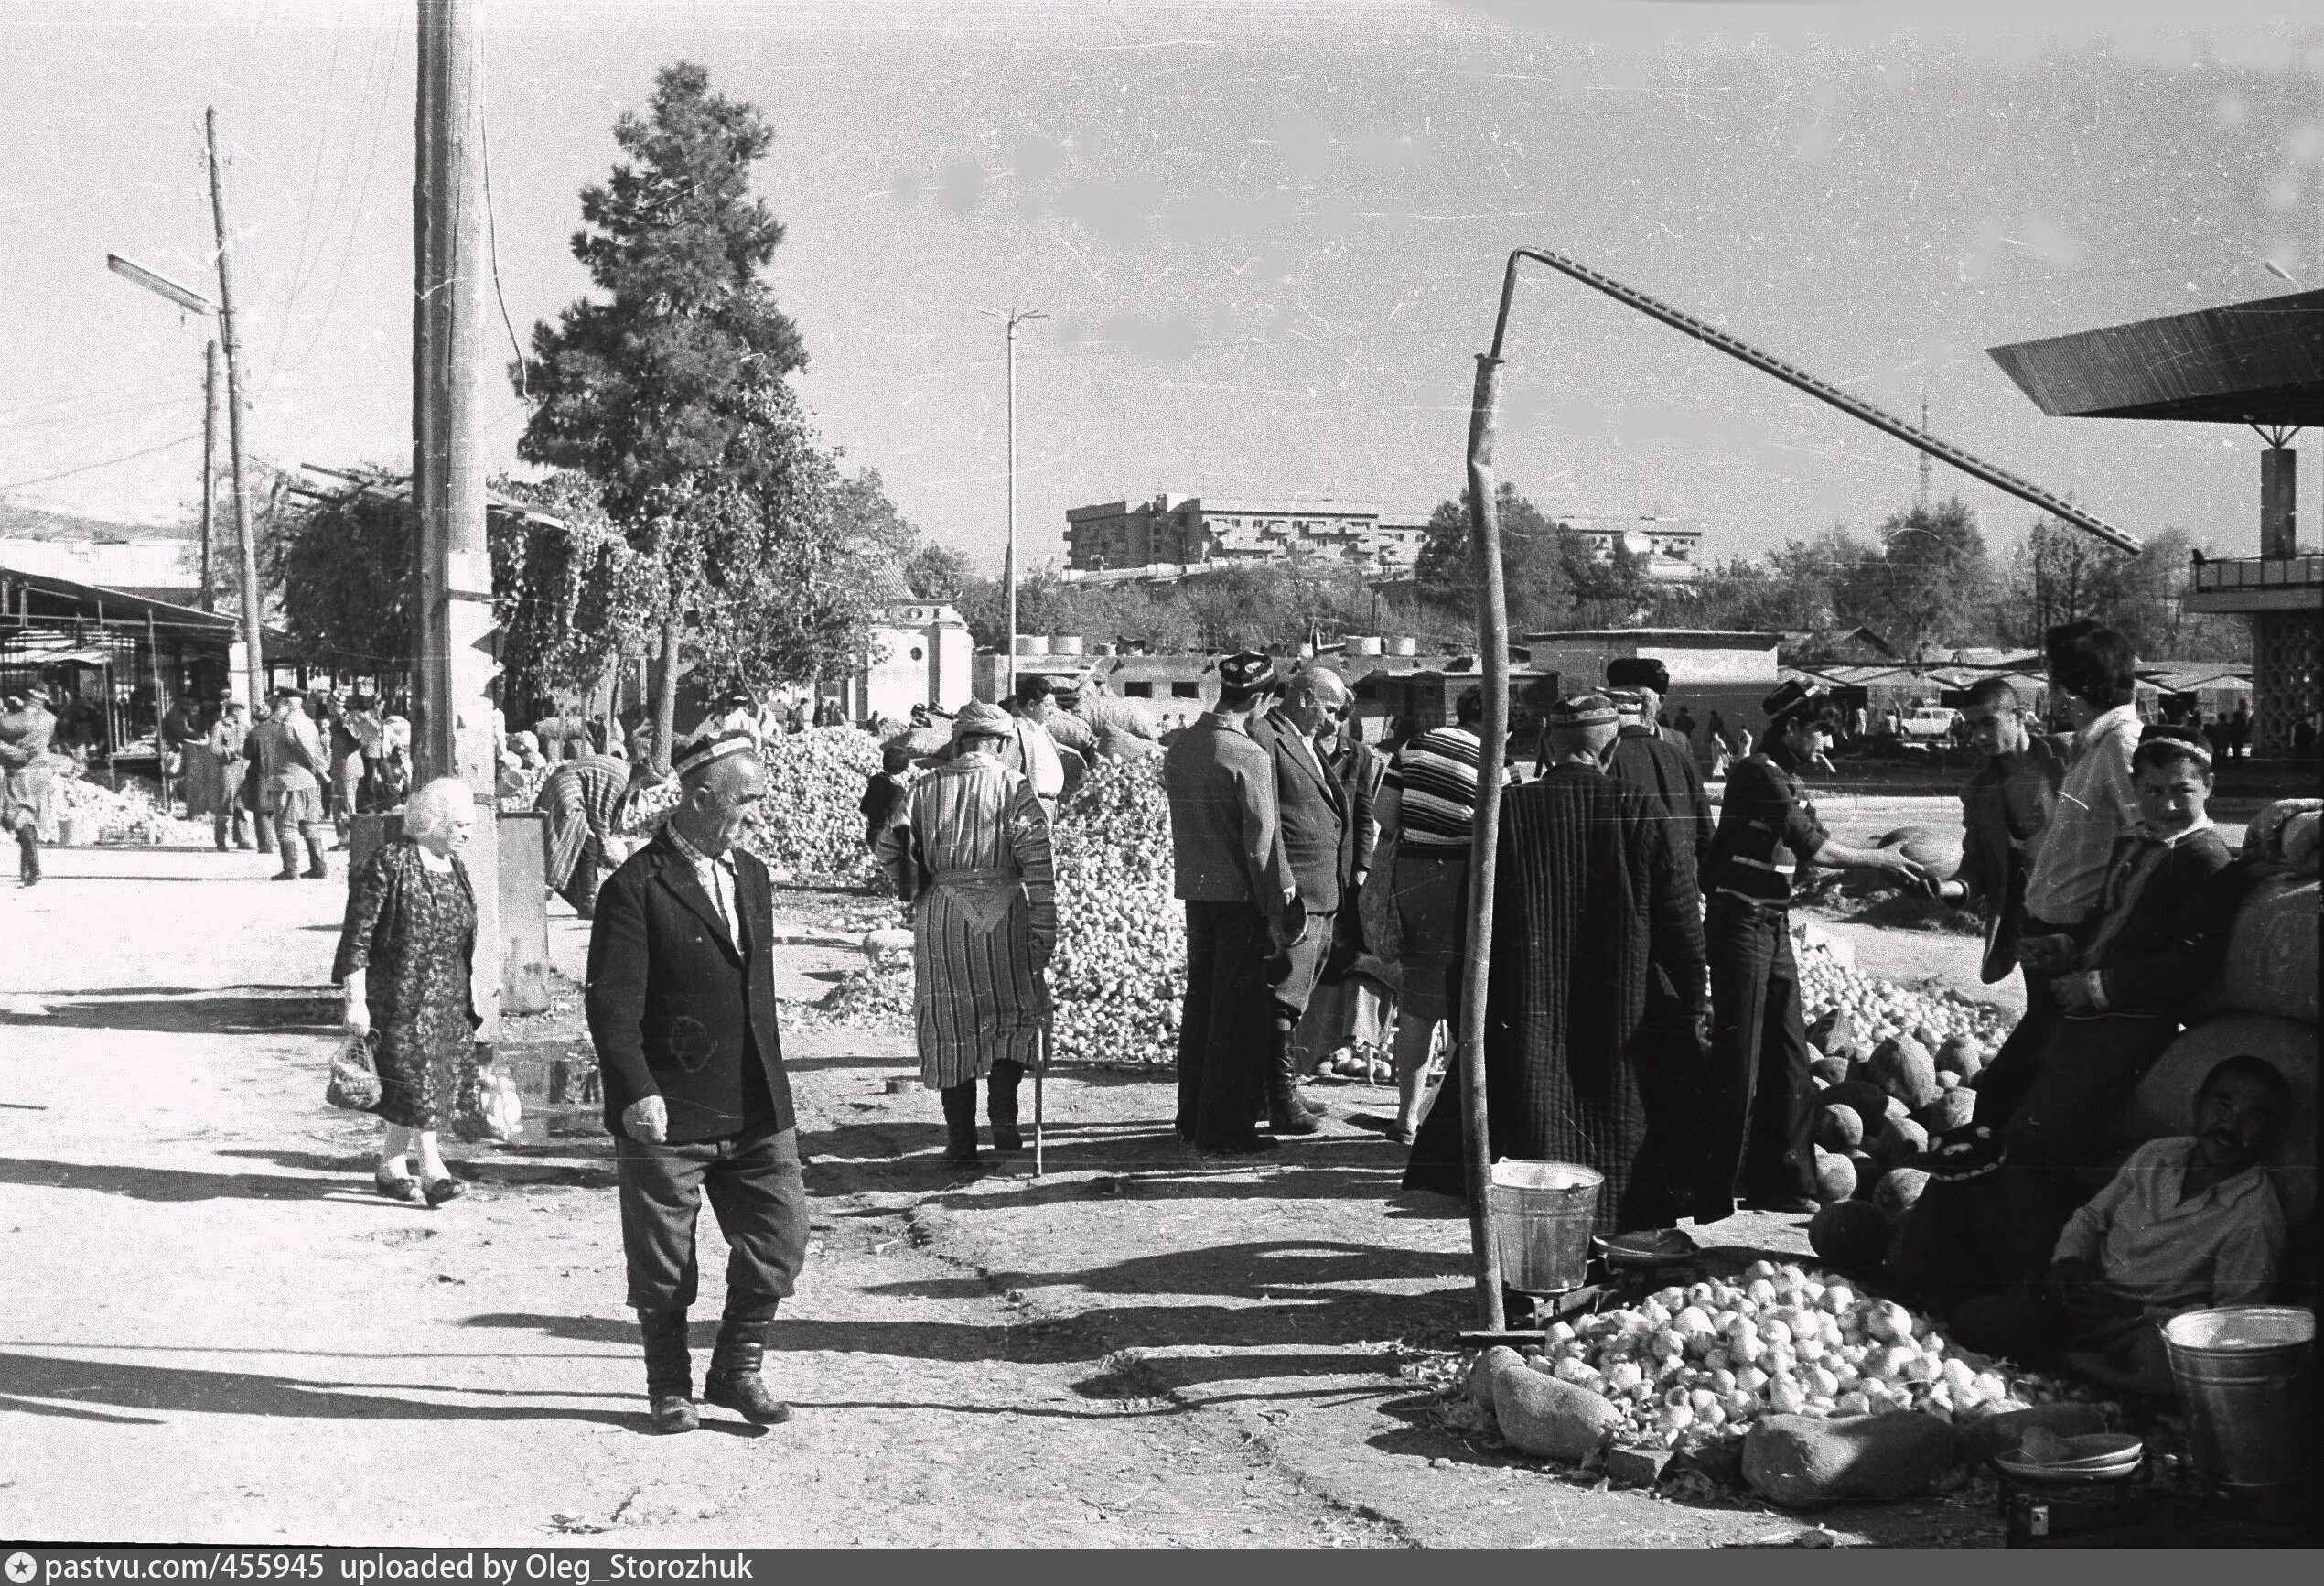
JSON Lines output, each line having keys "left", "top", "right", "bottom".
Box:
{"left": 845, "top": 601, "right": 974, "bottom": 723}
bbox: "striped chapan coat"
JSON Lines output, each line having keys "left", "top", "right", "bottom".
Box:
{"left": 534, "top": 754, "right": 632, "bottom": 913}
{"left": 874, "top": 754, "right": 1057, "bottom": 1088}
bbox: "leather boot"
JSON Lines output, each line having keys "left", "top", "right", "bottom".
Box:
{"left": 704, "top": 1317, "right": 792, "bottom": 1426}
{"left": 303, "top": 834, "right": 329, "bottom": 879}
{"left": 16, "top": 826, "right": 38, "bottom": 887}
{"left": 987, "top": 1060, "right": 1024, "bottom": 1154}
{"left": 638, "top": 1308, "right": 697, "bottom": 1434}
{"left": 274, "top": 834, "right": 302, "bottom": 881}
{"left": 1266, "top": 1027, "right": 1319, "bottom": 1137}
{"left": 941, "top": 1081, "right": 980, "bottom": 1164}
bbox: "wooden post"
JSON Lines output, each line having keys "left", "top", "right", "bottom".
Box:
{"left": 199, "top": 340, "right": 218, "bottom": 613}
{"left": 205, "top": 108, "right": 266, "bottom": 712}
{"left": 413, "top": 0, "right": 502, "bottom": 1039}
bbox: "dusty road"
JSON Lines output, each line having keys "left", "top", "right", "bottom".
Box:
{"left": 1, "top": 837, "right": 2017, "bottom": 1548}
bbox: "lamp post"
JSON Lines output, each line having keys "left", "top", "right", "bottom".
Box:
{"left": 980, "top": 306, "right": 1046, "bottom": 696}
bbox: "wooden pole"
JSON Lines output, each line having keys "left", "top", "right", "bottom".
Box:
{"left": 1457, "top": 276, "right": 1518, "bottom": 1331}
{"left": 199, "top": 340, "right": 218, "bottom": 613}
{"left": 414, "top": 0, "right": 502, "bottom": 1037}
{"left": 205, "top": 109, "right": 266, "bottom": 708}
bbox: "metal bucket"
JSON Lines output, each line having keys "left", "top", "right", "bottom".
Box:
{"left": 2161, "top": 1306, "right": 2315, "bottom": 1504}
{"left": 1485, "top": 1160, "right": 1602, "bottom": 1295}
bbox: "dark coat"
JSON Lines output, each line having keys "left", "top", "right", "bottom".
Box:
{"left": 1249, "top": 707, "right": 1354, "bottom": 912}
{"left": 1161, "top": 714, "right": 1293, "bottom": 917}
{"left": 585, "top": 830, "right": 794, "bottom": 1144}
{"left": 1404, "top": 764, "right": 1714, "bottom": 1235}
{"left": 1957, "top": 733, "right": 2067, "bottom": 982}
{"left": 1607, "top": 725, "right": 1716, "bottom": 882}
{"left": 2080, "top": 826, "right": 2245, "bottom": 1018}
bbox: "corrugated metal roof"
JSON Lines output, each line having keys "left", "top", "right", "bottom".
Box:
{"left": 1988, "top": 288, "right": 2324, "bottom": 426}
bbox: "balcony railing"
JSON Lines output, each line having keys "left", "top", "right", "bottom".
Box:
{"left": 2191, "top": 554, "right": 2324, "bottom": 592}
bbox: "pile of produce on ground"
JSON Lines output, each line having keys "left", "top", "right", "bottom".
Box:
{"left": 1789, "top": 920, "right": 2017, "bottom": 1232}
{"left": 51, "top": 774, "right": 206, "bottom": 845}
{"left": 739, "top": 726, "right": 888, "bottom": 882}
{"left": 1465, "top": 1260, "right": 2109, "bottom": 1505}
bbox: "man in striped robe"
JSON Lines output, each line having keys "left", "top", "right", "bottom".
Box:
{"left": 1404, "top": 695, "right": 1717, "bottom": 1237}
{"left": 536, "top": 752, "right": 637, "bottom": 918}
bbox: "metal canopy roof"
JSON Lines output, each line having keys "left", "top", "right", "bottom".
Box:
{"left": 1987, "top": 288, "right": 2324, "bottom": 426}
{"left": 0, "top": 561, "right": 239, "bottom": 631}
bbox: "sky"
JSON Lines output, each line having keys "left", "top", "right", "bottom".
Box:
{"left": 4, "top": 0, "right": 2320, "bottom": 577}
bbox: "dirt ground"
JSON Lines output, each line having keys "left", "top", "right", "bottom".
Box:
{"left": 0, "top": 812, "right": 2092, "bottom": 1548}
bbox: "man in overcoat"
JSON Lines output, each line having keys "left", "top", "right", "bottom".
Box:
{"left": 1604, "top": 660, "right": 1716, "bottom": 886}
{"left": 1247, "top": 666, "right": 1357, "bottom": 1134}
{"left": 1404, "top": 695, "right": 1717, "bottom": 1235}
{"left": 586, "top": 730, "right": 807, "bottom": 1434}
{"left": 1162, "top": 651, "right": 1297, "bottom": 1154}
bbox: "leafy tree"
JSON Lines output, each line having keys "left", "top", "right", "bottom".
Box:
{"left": 1999, "top": 520, "right": 2244, "bottom": 662}
{"left": 1414, "top": 483, "right": 1578, "bottom": 633}
{"left": 490, "top": 471, "right": 662, "bottom": 713}
{"left": 514, "top": 61, "right": 814, "bottom": 763}
{"left": 1844, "top": 498, "right": 1995, "bottom": 659}
{"left": 903, "top": 540, "right": 976, "bottom": 601}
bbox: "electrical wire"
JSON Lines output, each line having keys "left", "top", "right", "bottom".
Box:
{"left": 0, "top": 433, "right": 204, "bottom": 492}
{"left": 478, "top": 32, "right": 530, "bottom": 400}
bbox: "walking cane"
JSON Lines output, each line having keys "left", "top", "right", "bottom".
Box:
{"left": 1034, "top": 1012, "right": 1049, "bottom": 1179}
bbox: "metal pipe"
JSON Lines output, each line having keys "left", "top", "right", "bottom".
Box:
{"left": 1505, "top": 247, "right": 2140, "bottom": 555}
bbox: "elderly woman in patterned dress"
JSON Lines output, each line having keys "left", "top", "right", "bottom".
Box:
{"left": 334, "top": 777, "right": 480, "bottom": 1207}
{"left": 874, "top": 701, "right": 1057, "bottom": 1167}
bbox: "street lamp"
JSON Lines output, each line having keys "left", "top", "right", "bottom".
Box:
{"left": 980, "top": 306, "right": 1047, "bottom": 696}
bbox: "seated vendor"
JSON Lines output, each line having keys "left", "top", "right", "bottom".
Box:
{"left": 1999, "top": 725, "right": 2244, "bottom": 1192}
{"left": 1948, "top": 1054, "right": 2290, "bottom": 1395}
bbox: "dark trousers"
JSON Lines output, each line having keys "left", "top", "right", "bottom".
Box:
{"left": 617, "top": 1122, "right": 809, "bottom": 1323}
{"left": 1706, "top": 894, "right": 1814, "bottom": 1201}
{"left": 2001, "top": 1011, "right": 2177, "bottom": 1197}
{"left": 1888, "top": 1160, "right": 2073, "bottom": 1306}
{"left": 1176, "top": 900, "right": 1274, "bottom": 1149}
{"left": 1973, "top": 961, "right": 2064, "bottom": 1127}
{"left": 15, "top": 825, "right": 37, "bottom": 883}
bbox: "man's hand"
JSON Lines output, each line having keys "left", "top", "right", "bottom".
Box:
{"left": 2047, "top": 1256, "right": 2101, "bottom": 1299}
{"left": 2017, "top": 934, "right": 2074, "bottom": 976}
{"left": 342, "top": 1001, "right": 371, "bottom": 1038}
{"left": 1884, "top": 850, "right": 1938, "bottom": 896}
{"left": 2049, "top": 973, "right": 2096, "bottom": 1013}
{"left": 623, "top": 1095, "right": 669, "bottom": 1144}
{"left": 1030, "top": 933, "right": 1054, "bottom": 972}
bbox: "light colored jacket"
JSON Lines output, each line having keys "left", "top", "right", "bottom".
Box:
{"left": 2023, "top": 703, "right": 2141, "bottom": 928}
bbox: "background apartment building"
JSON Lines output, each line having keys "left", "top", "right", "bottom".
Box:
{"left": 1063, "top": 493, "right": 1429, "bottom": 580}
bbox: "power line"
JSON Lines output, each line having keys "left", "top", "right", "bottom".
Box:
{"left": 0, "top": 432, "right": 204, "bottom": 492}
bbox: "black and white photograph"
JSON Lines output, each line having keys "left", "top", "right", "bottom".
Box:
{"left": 1, "top": 0, "right": 2318, "bottom": 1555}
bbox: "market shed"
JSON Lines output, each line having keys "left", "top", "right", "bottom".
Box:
{"left": 1990, "top": 289, "right": 2324, "bottom": 748}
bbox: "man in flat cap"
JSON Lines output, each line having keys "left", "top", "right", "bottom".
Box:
{"left": 586, "top": 729, "right": 805, "bottom": 1433}
{"left": 1162, "top": 651, "right": 1299, "bottom": 1154}
{"left": 253, "top": 685, "right": 332, "bottom": 880}
{"left": 1701, "top": 682, "right": 1934, "bottom": 1213}
{"left": 1404, "top": 695, "right": 1717, "bottom": 1236}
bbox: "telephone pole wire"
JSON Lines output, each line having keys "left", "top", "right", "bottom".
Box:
{"left": 982, "top": 306, "right": 1047, "bottom": 696}
{"left": 199, "top": 340, "right": 218, "bottom": 612}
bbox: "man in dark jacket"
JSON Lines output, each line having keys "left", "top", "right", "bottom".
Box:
{"left": 1162, "top": 652, "right": 1296, "bottom": 1154}
{"left": 1404, "top": 695, "right": 1717, "bottom": 1234}
{"left": 1940, "top": 678, "right": 2067, "bottom": 987}
{"left": 1247, "top": 665, "right": 1356, "bottom": 1134}
{"left": 586, "top": 730, "right": 806, "bottom": 1434}
{"left": 1604, "top": 670, "right": 1716, "bottom": 886}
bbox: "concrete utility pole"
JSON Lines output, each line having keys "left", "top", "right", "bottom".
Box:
{"left": 413, "top": 0, "right": 502, "bottom": 1037}
{"left": 204, "top": 108, "right": 267, "bottom": 707}
{"left": 982, "top": 306, "right": 1046, "bottom": 695}
{"left": 199, "top": 340, "right": 218, "bottom": 612}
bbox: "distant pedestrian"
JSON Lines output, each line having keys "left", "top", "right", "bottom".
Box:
{"left": 253, "top": 687, "right": 332, "bottom": 881}
{"left": 205, "top": 702, "right": 254, "bottom": 850}
{"left": 2226, "top": 700, "right": 2251, "bottom": 760}
{"left": 0, "top": 688, "right": 59, "bottom": 887}
{"left": 1673, "top": 705, "right": 1697, "bottom": 743}
{"left": 858, "top": 741, "right": 916, "bottom": 851}
{"left": 333, "top": 776, "right": 480, "bottom": 1210}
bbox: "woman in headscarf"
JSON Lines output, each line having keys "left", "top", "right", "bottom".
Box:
{"left": 874, "top": 700, "right": 1056, "bottom": 1167}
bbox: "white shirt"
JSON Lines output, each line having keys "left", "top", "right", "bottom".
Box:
{"left": 668, "top": 827, "right": 739, "bottom": 941}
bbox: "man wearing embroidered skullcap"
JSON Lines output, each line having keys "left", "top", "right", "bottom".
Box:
{"left": 1701, "top": 682, "right": 1935, "bottom": 1214}
{"left": 1404, "top": 695, "right": 1718, "bottom": 1237}
{"left": 586, "top": 729, "right": 807, "bottom": 1435}
{"left": 1161, "top": 651, "right": 1299, "bottom": 1154}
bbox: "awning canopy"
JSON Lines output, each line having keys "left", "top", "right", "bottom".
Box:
{"left": 1987, "top": 288, "right": 2324, "bottom": 426}
{"left": 0, "top": 561, "right": 241, "bottom": 632}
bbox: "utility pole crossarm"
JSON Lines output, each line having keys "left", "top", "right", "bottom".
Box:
{"left": 1501, "top": 246, "right": 2142, "bottom": 556}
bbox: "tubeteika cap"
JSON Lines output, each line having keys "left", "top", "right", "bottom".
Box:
{"left": 671, "top": 729, "right": 758, "bottom": 779}
{"left": 1606, "top": 656, "right": 1670, "bottom": 694}
{"left": 1218, "top": 651, "right": 1281, "bottom": 696}
{"left": 1607, "top": 687, "right": 1650, "bottom": 721}
{"left": 1546, "top": 692, "right": 1619, "bottom": 728}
